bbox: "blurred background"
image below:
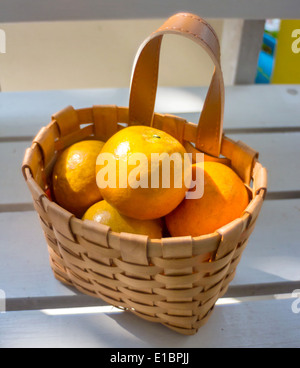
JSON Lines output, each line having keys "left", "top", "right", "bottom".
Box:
{"left": 0, "top": 17, "right": 299, "bottom": 92}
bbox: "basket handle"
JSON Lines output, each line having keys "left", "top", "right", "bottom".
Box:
{"left": 128, "top": 12, "right": 224, "bottom": 157}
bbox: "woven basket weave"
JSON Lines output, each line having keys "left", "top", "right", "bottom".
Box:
{"left": 22, "top": 13, "right": 267, "bottom": 335}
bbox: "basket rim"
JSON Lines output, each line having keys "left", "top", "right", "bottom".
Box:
{"left": 21, "top": 105, "right": 268, "bottom": 259}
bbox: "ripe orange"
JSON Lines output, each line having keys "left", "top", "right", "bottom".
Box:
{"left": 96, "top": 125, "right": 190, "bottom": 220}
{"left": 82, "top": 200, "right": 163, "bottom": 239}
{"left": 165, "top": 161, "right": 249, "bottom": 237}
{"left": 52, "top": 140, "right": 105, "bottom": 218}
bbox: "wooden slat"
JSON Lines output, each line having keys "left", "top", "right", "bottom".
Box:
{"left": 0, "top": 211, "right": 73, "bottom": 298}
{"left": 226, "top": 132, "right": 300, "bottom": 193}
{"left": 0, "top": 200, "right": 299, "bottom": 300}
{"left": 0, "top": 142, "right": 34, "bottom": 205}
{"left": 1, "top": 0, "right": 299, "bottom": 22}
{"left": 177, "top": 85, "right": 300, "bottom": 130}
{"left": 225, "top": 132, "right": 300, "bottom": 193}
{"left": 234, "top": 20, "right": 265, "bottom": 84}
{"left": 231, "top": 199, "right": 300, "bottom": 286}
{"left": 0, "top": 297, "right": 299, "bottom": 348}
{"left": 0, "top": 86, "right": 300, "bottom": 139}
{"left": 0, "top": 88, "right": 130, "bottom": 139}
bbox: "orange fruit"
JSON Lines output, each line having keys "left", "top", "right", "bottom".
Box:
{"left": 165, "top": 161, "right": 249, "bottom": 237}
{"left": 52, "top": 140, "right": 105, "bottom": 218}
{"left": 96, "top": 125, "right": 190, "bottom": 220}
{"left": 82, "top": 200, "right": 163, "bottom": 239}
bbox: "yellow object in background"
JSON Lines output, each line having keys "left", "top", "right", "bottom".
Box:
{"left": 272, "top": 20, "right": 300, "bottom": 83}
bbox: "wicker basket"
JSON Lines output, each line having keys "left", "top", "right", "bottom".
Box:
{"left": 22, "top": 13, "right": 267, "bottom": 335}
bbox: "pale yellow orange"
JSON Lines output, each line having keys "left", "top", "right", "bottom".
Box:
{"left": 83, "top": 200, "right": 163, "bottom": 239}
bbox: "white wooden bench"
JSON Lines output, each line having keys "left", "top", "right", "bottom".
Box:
{"left": 0, "top": 2, "right": 300, "bottom": 348}
{"left": 1, "top": 85, "right": 300, "bottom": 348}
